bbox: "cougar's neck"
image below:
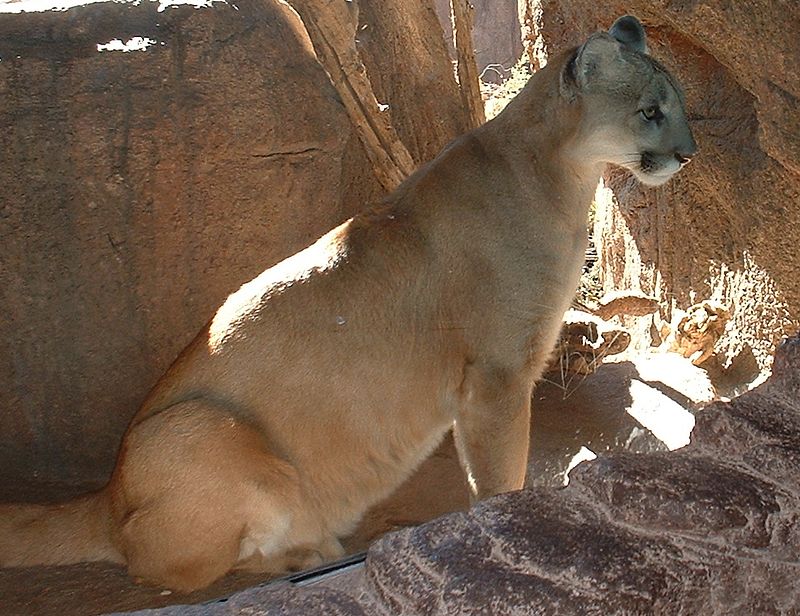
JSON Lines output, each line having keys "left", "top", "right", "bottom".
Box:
{"left": 479, "top": 48, "right": 602, "bottom": 205}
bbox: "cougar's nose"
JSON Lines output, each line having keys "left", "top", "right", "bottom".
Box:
{"left": 676, "top": 133, "right": 698, "bottom": 167}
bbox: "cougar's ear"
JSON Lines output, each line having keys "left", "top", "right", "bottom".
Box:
{"left": 563, "top": 16, "right": 647, "bottom": 97}
{"left": 572, "top": 33, "right": 622, "bottom": 89}
{"left": 559, "top": 49, "right": 580, "bottom": 101}
{"left": 609, "top": 15, "right": 648, "bottom": 54}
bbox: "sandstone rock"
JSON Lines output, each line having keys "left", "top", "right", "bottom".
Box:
{"left": 665, "top": 300, "right": 731, "bottom": 366}
{"left": 0, "top": 0, "right": 465, "bottom": 492}
{"left": 433, "top": 0, "right": 523, "bottom": 80}
{"left": 548, "top": 309, "right": 631, "bottom": 375}
{"left": 594, "top": 290, "right": 659, "bottom": 321}
{"left": 357, "top": 0, "right": 468, "bottom": 163}
{"left": 519, "top": 1, "right": 800, "bottom": 372}
{"left": 532, "top": 352, "right": 713, "bottom": 486}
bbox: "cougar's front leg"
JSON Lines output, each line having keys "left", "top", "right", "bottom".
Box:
{"left": 453, "top": 362, "right": 534, "bottom": 503}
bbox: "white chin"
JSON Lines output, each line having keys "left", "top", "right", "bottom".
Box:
{"left": 633, "top": 170, "right": 676, "bottom": 187}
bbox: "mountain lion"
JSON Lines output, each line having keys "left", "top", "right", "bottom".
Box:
{"left": 0, "top": 16, "right": 696, "bottom": 591}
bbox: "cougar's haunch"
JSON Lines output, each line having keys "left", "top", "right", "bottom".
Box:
{"left": 0, "top": 16, "right": 695, "bottom": 591}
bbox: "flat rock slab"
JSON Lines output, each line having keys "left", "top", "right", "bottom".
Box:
{"left": 119, "top": 336, "right": 800, "bottom": 614}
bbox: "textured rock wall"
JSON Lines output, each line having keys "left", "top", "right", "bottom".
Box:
{"left": 433, "top": 0, "right": 523, "bottom": 77}
{"left": 357, "top": 0, "right": 469, "bottom": 162}
{"left": 522, "top": 1, "right": 800, "bottom": 370}
{"left": 0, "top": 0, "right": 465, "bottom": 491}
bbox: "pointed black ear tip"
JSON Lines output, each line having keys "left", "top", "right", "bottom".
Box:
{"left": 610, "top": 15, "right": 644, "bottom": 36}
{"left": 609, "top": 15, "right": 648, "bottom": 54}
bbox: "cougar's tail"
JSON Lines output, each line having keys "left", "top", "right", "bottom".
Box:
{"left": 0, "top": 489, "right": 124, "bottom": 567}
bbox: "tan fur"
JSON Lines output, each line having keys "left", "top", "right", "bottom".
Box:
{"left": 0, "top": 20, "right": 695, "bottom": 592}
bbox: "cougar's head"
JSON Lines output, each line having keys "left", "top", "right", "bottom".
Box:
{"left": 563, "top": 15, "right": 697, "bottom": 186}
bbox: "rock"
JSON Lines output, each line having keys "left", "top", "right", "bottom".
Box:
{"left": 533, "top": 352, "right": 713, "bottom": 486}
{"left": 519, "top": 1, "right": 800, "bottom": 372}
{"left": 594, "top": 290, "right": 659, "bottom": 321}
{"left": 0, "top": 0, "right": 465, "bottom": 492}
{"left": 432, "top": 0, "right": 523, "bottom": 80}
{"left": 130, "top": 333, "right": 800, "bottom": 615}
{"left": 665, "top": 300, "right": 731, "bottom": 366}
{"left": 356, "top": 0, "right": 469, "bottom": 163}
{"left": 548, "top": 309, "right": 631, "bottom": 375}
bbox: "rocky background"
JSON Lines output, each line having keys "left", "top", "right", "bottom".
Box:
{"left": 433, "top": 0, "right": 523, "bottom": 81}
{"left": 0, "top": 0, "right": 466, "bottom": 492}
{"left": 520, "top": 0, "right": 800, "bottom": 376}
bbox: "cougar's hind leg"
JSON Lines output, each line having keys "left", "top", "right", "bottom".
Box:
{"left": 117, "top": 400, "right": 306, "bottom": 592}
{"left": 234, "top": 492, "right": 345, "bottom": 575}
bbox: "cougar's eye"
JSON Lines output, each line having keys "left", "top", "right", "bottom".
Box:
{"left": 640, "top": 106, "right": 662, "bottom": 121}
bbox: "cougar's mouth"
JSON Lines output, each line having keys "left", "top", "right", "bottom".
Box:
{"left": 633, "top": 151, "right": 680, "bottom": 186}
{"left": 639, "top": 151, "right": 658, "bottom": 173}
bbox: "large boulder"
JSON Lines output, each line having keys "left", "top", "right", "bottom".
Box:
{"left": 520, "top": 1, "right": 800, "bottom": 372}
{"left": 0, "top": 0, "right": 465, "bottom": 493}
